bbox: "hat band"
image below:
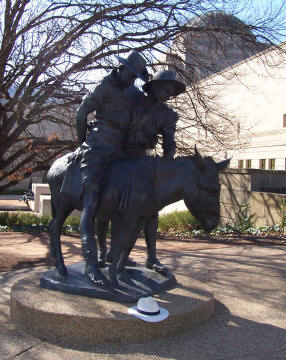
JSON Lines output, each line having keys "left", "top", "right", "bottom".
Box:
{"left": 137, "top": 308, "right": 161, "bottom": 316}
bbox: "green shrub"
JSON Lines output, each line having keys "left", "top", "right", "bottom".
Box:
{"left": 233, "top": 202, "right": 254, "bottom": 233}
{"left": 0, "top": 189, "right": 27, "bottom": 195}
{"left": 62, "top": 216, "right": 81, "bottom": 234}
{"left": 0, "top": 212, "right": 82, "bottom": 234}
{"left": 0, "top": 212, "right": 51, "bottom": 229}
{"left": 64, "top": 216, "right": 81, "bottom": 227}
{"left": 158, "top": 211, "right": 199, "bottom": 232}
{"left": 277, "top": 199, "right": 286, "bottom": 233}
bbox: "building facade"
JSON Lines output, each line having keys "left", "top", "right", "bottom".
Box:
{"left": 165, "top": 11, "right": 286, "bottom": 170}
{"left": 202, "top": 44, "right": 286, "bottom": 170}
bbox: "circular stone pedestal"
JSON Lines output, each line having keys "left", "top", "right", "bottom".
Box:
{"left": 10, "top": 273, "right": 215, "bottom": 347}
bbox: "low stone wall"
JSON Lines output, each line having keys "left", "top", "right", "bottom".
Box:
{"left": 220, "top": 169, "right": 286, "bottom": 227}
{"left": 250, "top": 191, "right": 286, "bottom": 227}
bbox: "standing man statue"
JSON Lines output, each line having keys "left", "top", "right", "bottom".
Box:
{"left": 127, "top": 69, "right": 186, "bottom": 159}
{"left": 98, "top": 70, "right": 186, "bottom": 273}
{"left": 129, "top": 69, "right": 186, "bottom": 272}
{"left": 76, "top": 50, "right": 149, "bottom": 286}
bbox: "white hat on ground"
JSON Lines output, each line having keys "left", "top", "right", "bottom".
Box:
{"left": 128, "top": 296, "right": 169, "bottom": 323}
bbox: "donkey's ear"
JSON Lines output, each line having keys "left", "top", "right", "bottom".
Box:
{"left": 194, "top": 145, "right": 207, "bottom": 172}
{"left": 216, "top": 158, "right": 231, "bottom": 172}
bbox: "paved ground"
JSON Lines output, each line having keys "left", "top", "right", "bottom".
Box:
{"left": 1, "top": 230, "right": 286, "bottom": 359}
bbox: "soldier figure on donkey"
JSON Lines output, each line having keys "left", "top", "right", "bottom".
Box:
{"left": 76, "top": 51, "right": 149, "bottom": 286}
{"left": 46, "top": 54, "right": 228, "bottom": 295}
{"left": 76, "top": 48, "right": 186, "bottom": 287}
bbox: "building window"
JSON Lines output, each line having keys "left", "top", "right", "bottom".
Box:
{"left": 268, "top": 159, "right": 275, "bottom": 170}
{"left": 246, "top": 159, "right": 252, "bottom": 169}
{"left": 238, "top": 160, "right": 243, "bottom": 168}
{"left": 259, "top": 159, "right": 266, "bottom": 170}
{"left": 283, "top": 114, "right": 286, "bottom": 127}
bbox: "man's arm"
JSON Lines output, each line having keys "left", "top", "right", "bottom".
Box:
{"left": 161, "top": 112, "right": 178, "bottom": 159}
{"left": 76, "top": 83, "right": 106, "bottom": 144}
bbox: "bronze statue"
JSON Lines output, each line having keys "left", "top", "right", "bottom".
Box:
{"left": 97, "top": 70, "right": 187, "bottom": 273}
{"left": 43, "top": 51, "right": 230, "bottom": 300}
{"left": 127, "top": 69, "right": 186, "bottom": 158}
{"left": 47, "top": 148, "right": 230, "bottom": 292}
{"left": 75, "top": 51, "right": 149, "bottom": 286}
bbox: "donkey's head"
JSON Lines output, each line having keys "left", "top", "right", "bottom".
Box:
{"left": 183, "top": 147, "right": 230, "bottom": 232}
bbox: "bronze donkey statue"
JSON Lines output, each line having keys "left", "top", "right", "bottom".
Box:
{"left": 47, "top": 148, "right": 229, "bottom": 286}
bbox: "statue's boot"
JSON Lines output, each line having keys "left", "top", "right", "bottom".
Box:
{"left": 82, "top": 241, "right": 110, "bottom": 287}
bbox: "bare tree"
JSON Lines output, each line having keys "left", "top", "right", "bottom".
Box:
{"left": 0, "top": 0, "right": 286, "bottom": 190}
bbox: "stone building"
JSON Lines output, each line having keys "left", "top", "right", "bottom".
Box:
{"left": 201, "top": 42, "right": 286, "bottom": 170}
{"left": 166, "top": 11, "right": 268, "bottom": 82}
{"left": 165, "top": 11, "right": 286, "bottom": 170}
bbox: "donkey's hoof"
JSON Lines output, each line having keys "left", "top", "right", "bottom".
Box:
{"left": 146, "top": 260, "right": 169, "bottom": 276}
{"left": 111, "top": 278, "right": 120, "bottom": 288}
{"left": 108, "top": 268, "right": 120, "bottom": 288}
{"left": 125, "top": 258, "right": 137, "bottom": 267}
{"left": 55, "top": 265, "right": 67, "bottom": 277}
{"left": 118, "top": 270, "right": 132, "bottom": 283}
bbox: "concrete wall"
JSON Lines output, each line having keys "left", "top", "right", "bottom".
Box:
{"left": 250, "top": 191, "right": 286, "bottom": 227}
{"left": 220, "top": 168, "right": 286, "bottom": 227}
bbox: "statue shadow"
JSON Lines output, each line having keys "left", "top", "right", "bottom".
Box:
{"left": 72, "top": 299, "right": 286, "bottom": 359}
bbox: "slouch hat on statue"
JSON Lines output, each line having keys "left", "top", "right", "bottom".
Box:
{"left": 116, "top": 50, "right": 149, "bottom": 83}
{"left": 143, "top": 70, "right": 186, "bottom": 96}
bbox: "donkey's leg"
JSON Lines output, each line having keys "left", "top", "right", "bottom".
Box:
{"left": 117, "top": 222, "right": 143, "bottom": 276}
{"left": 97, "top": 219, "right": 109, "bottom": 267}
{"left": 145, "top": 213, "right": 169, "bottom": 275}
{"left": 105, "top": 226, "right": 138, "bottom": 267}
{"left": 49, "top": 196, "right": 73, "bottom": 276}
{"left": 108, "top": 219, "right": 137, "bottom": 287}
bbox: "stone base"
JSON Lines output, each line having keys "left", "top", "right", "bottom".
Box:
{"left": 10, "top": 273, "right": 215, "bottom": 347}
{"left": 40, "top": 262, "right": 176, "bottom": 302}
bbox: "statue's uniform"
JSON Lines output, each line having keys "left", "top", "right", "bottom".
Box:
{"left": 126, "top": 92, "right": 178, "bottom": 158}
{"left": 78, "top": 70, "right": 134, "bottom": 191}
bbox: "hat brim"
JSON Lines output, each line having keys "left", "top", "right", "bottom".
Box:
{"left": 116, "top": 55, "right": 149, "bottom": 83}
{"left": 142, "top": 79, "right": 186, "bottom": 97}
{"left": 128, "top": 306, "right": 169, "bottom": 323}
